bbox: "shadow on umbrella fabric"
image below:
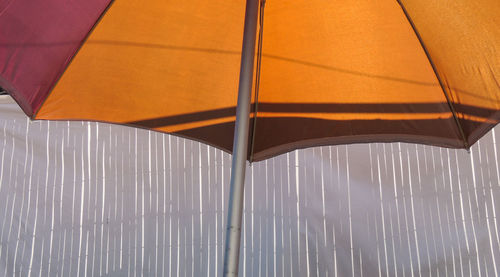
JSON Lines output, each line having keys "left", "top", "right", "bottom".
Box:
{"left": 1, "top": 0, "right": 499, "bottom": 161}
{"left": 124, "top": 102, "right": 500, "bottom": 161}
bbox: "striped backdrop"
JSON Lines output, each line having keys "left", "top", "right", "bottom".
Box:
{"left": 1, "top": 96, "right": 499, "bottom": 276}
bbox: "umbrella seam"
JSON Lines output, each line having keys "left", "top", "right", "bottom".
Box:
{"left": 396, "top": 0, "right": 469, "bottom": 149}
{"left": 32, "top": 0, "right": 117, "bottom": 119}
{"left": 249, "top": 0, "right": 266, "bottom": 162}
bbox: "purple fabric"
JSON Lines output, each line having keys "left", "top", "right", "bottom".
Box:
{"left": 0, "top": 0, "right": 112, "bottom": 116}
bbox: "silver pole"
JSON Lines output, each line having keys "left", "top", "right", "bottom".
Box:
{"left": 223, "top": 0, "right": 259, "bottom": 276}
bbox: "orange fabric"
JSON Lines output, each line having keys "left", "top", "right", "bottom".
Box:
{"left": 399, "top": 0, "right": 500, "bottom": 143}
{"left": 35, "top": 0, "right": 500, "bottom": 160}
{"left": 252, "top": 0, "right": 463, "bottom": 158}
{"left": 37, "top": 0, "right": 246, "bottom": 130}
{"left": 260, "top": 0, "right": 443, "bottom": 104}
{"left": 401, "top": 0, "right": 500, "bottom": 109}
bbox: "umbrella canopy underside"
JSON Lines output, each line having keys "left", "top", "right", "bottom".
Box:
{"left": 1, "top": 0, "right": 499, "bottom": 161}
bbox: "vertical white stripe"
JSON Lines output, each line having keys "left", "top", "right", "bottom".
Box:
{"left": 91, "top": 124, "right": 98, "bottom": 277}
{"left": 191, "top": 142, "right": 195, "bottom": 277}
{"left": 100, "top": 137, "right": 106, "bottom": 277}
{"left": 387, "top": 205, "right": 398, "bottom": 277}
{"left": 406, "top": 147, "right": 422, "bottom": 276}
{"left": 243, "top": 176, "right": 247, "bottom": 277}
{"left": 12, "top": 119, "right": 30, "bottom": 275}
{"left": 39, "top": 238, "right": 45, "bottom": 277}
{"left": 68, "top": 135, "right": 77, "bottom": 276}
{"left": 469, "top": 149, "right": 482, "bottom": 276}
{"left": 154, "top": 134, "right": 159, "bottom": 277}
{"left": 48, "top": 123, "right": 58, "bottom": 276}
{"left": 61, "top": 229, "right": 67, "bottom": 276}
{"left": 134, "top": 128, "right": 138, "bottom": 277}
{"left": 390, "top": 144, "right": 402, "bottom": 254}
{"left": 305, "top": 220, "right": 310, "bottom": 277}
{"left": 286, "top": 153, "right": 292, "bottom": 277}
{"left": 346, "top": 146, "right": 354, "bottom": 277}
{"left": 445, "top": 149, "right": 464, "bottom": 275}
{"left": 333, "top": 223, "right": 337, "bottom": 277}
{"left": 478, "top": 142, "right": 498, "bottom": 276}
{"left": 113, "top": 129, "right": 118, "bottom": 272}
{"left": 169, "top": 135, "right": 173, "bottom": 277}
{"left": 251, "top": 165, "right": 255, "bottom": 277}
{"left": 199, "top": 143, "right": 204, "bottom": 276}
{"left": 415, "top": 145, "right": 432, "bottom": 276}
{"left": 430, "top": 148, "right": 448, "bottom": 276}
{"left": 24, "top": 124, "right": 35, "bottom": 274}
{"left": 273, "top": 186, "right": 277, "bottom": 277}
{"left": 60, "top": 125, "right": 66, "bottom": 224}
{"left": 399, "top": 143, "right": 415, "bottom": 275}
{"left": 162, "top": 135, "right": 166, "bottom": 277}
{"left": 439, "top": 148, "right": 454, "bottom": 277}
{"left": 0, "top": 120, "right": 15, "bottom": 258}
{"left": 375, "top": 214, "right": 382, "bottom": 277}
{"left": 0, "top": 123, "right": 7, "bottom": 190}
{"left": 488, "top": 130, "right": 500, "bottom": 253}
{"left": 320, "top": 148, "right": 327, "bottom": 247}
{"left": 28, "top": 147, "right": 41, "bottom": 277}
{"left": 120, "top": 131, "right": 126, "bottom": 270}
{"left": 294, "top": 151, "right": 301, "bottom": 272}
{"left": 279, "top": 158, "right": 285, "bottom": 277}
{"left": 44, "top": 122, "right": 50, "bottom": 226}
{"left": 84, "top": 231, "right": 89, "bottom": 277}
{"left": 376, "top": 152, "right": 389, "bottom": 276}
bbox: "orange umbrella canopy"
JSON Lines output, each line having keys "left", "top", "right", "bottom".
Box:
{"left": 1, "top": 0, "right": 499, "bottom": 161}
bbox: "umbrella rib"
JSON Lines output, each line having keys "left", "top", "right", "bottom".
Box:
{"left": 31, "top": 0, "right": 117, "bottom": 119}
{"left": 396, "top": 0, "right": 469, "bottom": 149}
{"left": 249, "top": 0, "right": 266, "bottom": 162}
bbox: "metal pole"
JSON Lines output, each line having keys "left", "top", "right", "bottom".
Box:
{"left": 223, "top": 0, "right": 259, "bottom": 276}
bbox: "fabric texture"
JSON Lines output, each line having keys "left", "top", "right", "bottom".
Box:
{"left": 1, "top": 0, "right": 499, "bottom": 160}
{"left": 0, "top": 0, "right": 112, "bottom": 115}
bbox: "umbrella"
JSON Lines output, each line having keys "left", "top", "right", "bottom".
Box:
{"left": 1, "top": 0, "right": 499, "bottom": 275}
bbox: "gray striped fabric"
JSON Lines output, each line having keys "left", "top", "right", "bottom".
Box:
{"left": 1, "top": 95, "right": 499, "bottom": 276}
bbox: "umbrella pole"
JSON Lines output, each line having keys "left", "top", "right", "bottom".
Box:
{"left": 223, "top": 0, "right": 259, "bottom": 276}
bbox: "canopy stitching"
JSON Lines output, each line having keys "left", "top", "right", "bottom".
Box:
{"left": 396, "top": 0, "right": 469, "bottom": 148}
